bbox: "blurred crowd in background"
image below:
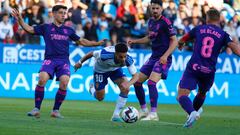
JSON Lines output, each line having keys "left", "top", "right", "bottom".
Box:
{"left": 0, "top": 0, "right": 240, "bottom": 52}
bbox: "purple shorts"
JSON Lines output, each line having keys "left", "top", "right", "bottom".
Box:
{"left": 179, "top": 66, "right": 215, "bottom": 92}
{"left": 39, "top": 59, "right": 70, "bottom": 81}
{"left": 140, "top": 58, "right": 171, "bottom": 79}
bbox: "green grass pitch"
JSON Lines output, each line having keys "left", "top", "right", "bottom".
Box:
{"left": 0, "top": 98, "right": 239, "bottom": 135}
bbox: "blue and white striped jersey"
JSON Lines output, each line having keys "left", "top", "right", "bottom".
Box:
{"left": 93, "top": 46, "right": 137, "bottom": 74}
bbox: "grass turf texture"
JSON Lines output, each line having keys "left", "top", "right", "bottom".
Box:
{"left": 0, "top": 98, "right": 239, "bottom": 135}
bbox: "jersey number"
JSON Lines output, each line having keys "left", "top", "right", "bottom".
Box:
{"left": 95, "top": 74, "right": 103, "bottom": 83}
{"left": 201, "top": 37, "right": 214, "bottom": 58}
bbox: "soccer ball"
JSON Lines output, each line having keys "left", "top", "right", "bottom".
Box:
{"left": 121, "top": 106, "right": 139, "bottom": 123}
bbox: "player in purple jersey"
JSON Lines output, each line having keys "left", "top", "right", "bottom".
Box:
{"left": 177, "top": 8, "right": 240, "bottom": 128}
{"left": 128, "top": 0, "right": 178, "bottom": 121}
{"left": 12, "top": 5, "right": 106, "bottom": 118}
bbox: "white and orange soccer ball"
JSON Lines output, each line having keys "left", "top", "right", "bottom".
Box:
{"left": 121, "top": 106, "right": 139, "bottom": 123}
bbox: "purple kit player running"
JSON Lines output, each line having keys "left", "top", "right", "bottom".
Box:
{"left": 11, "top": 5, "right": 106, "bottom": 118}
{"left": 177, "top": 8, "right": 240, "bottom": 128}
{"left": 128, "top": 0, "right": 178, "bottom": 121}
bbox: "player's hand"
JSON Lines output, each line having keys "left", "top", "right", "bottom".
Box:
{"left": 11, "top": 8, "right": 23, "bottom": 21}
{"left": 178, "top": 42, "right": 185, "bottom": 51}
{"left": 97, "top": 39, "right": 107, "bottom": 46}
{"left": 127, "top": 40, "right": 135, "bottom": 45}
{"left": 74, "top": 62, "right": 82, "bottom": 72}
{"left": 160, "top": 55, "right": 168, "bottom": 65}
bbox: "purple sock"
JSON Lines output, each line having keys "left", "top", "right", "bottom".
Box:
{"left": 134, "top": 82, "right": 146, "bottom": 106}
{"left": 147, "top": 80, "right": 158, "bottom": 112}
{"left": 178, "top": 96, "right": 195, "bottom": 115}
{"left": 53, "top": 89, "right": 67, "bottom": 110}
{"left": 35, "top": 85, "right": 44, "bottom": 109}
{"left": 141, "top": 104, "right": 147, "bottom": 109}
{"left": 193, "top": 92, "right": 206, "bottom": 111}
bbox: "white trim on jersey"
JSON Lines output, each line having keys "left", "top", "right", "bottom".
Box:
{"left": 93, "top": 50, "right": 101, "bottom": 59}
{"left": 127, "top": 64, "right": 137, "bottom": 75}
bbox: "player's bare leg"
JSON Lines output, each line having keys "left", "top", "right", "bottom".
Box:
{"left": 111, "top": 77, "right": 129, "bottom": 122}
{"left": 94, "top": 89, "right": 105, "bottom": 101}
{"left": 133, "top": 72, "right": 149, "bottom": 119}
{"left": 51, "top": 75, "right": 69, "bottom": 118}
{"left": 177, "top": 88, "right": 200, "bottom": 128}
{"left": 27, "top": 72, "right": 49, "bottom": 118}
{"left": 141, "top": 71, "right": 161, "bottom": 121}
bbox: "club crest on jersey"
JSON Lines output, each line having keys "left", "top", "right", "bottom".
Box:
{"left": 63, "top": 29, "right": 68, "bottom": 34}
{"left": 51, "top": 28, "right": 55, "bottom": 31}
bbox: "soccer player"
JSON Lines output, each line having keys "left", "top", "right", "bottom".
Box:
{"left": 74, "top": 43, "right": 139, "bottom": 122}
{"left": 11, "top": 5, "right": 106, "bottom": 118}
{"left": 177, "top": 8, "right": 240, "bottom": 128}
{"left": 128, "top": 0, "right": 178, "bottom": 121}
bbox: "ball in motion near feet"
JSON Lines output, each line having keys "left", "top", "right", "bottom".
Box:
{"left": 121, "top": 106, "right": 139, "bottom": 123}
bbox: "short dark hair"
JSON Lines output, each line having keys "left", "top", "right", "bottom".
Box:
{"left": 150, "top": 0, "right": 163, "bottom": 6}
{"left": 206, "top": 8, "right": 220, "bottom": 22}
{"left": 52, "top": 5, "right": 67, "bottom": 12}
{"left": 115, "top": 43, "right": 128, "bottom": 53}
{"left": 2, "top": 13, "right": 9, "bottom": 17}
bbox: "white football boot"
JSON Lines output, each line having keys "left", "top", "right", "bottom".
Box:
{"left": 183, "top": 111, "right": 200, "bottom": 128}
{"left": 141, "top": 112, "right": 159, "bottom": 121}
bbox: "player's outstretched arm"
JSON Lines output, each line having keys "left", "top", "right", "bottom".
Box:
{"left": 128, "top": 73, "right": 139, "bottom": 86}
{"left": 227, "top": 42, "right": 240, "bottom": 56}
{"left": 178, "top": 33, "right": 191, "bottom": 51}
{"left": 127, "top": 36, "right": 150, "bottom": 46}
{"left": 120, "top": 73, "right": 139, "bottom": 91}
{"left": 11, "top": 8, "right": 34, "bottom": 34}
{"left": 124, "top": 64, "right": 139, "bottom": 88}
{"left": 160, "top": 35, "right": 178, "bottom": 64}
{"left": 74, "top": 51, "right": 94, "bottom": 72}
{"left": 178, "top": 40, "right": 185, "bottom": 51}
{"left": 76, "top": 38, "right": 107, "bottom": 47}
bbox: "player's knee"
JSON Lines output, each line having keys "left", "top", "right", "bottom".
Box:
{"left": 96, "top": 96, "right": 104, "bottom": 101}
{"left": 176, "top": 94, "right": 185, "bottom": 101}
{"left": 38, "top": 79, "right": 47, "bottom": 86}
{"left": 119, "top": 85, "right": 129, "bottom": 94}
{"left": 60, "top": 82, "right": 68, "bottom": 90}
{"left": 176, "top": 90, "right": 189, "bottom": 101}
{"left": 60, "top": 86, "right": 67, "bottom": 90}
{"left": 176, "top": 92, "right": 184, "bottom": 101}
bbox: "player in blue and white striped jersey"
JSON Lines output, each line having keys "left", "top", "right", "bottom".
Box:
{"left": 74, "top": 43, "right": 139, "bottom": 122}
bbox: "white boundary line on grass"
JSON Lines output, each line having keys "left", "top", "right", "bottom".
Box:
{"left": 158, "top": 121, "right": 183, "bottom": 126}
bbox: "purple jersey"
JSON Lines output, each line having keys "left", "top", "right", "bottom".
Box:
{"left": 148, "top": 16, "right": 176, "bottom": 60}
{"left": 34, "top": 23, "right": 80, "bottom": 60}
{"left": 187, "top": 24, "right": 232, "bottom": 73}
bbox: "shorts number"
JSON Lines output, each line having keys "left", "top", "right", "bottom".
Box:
{"left": 201, "top": 37, "right": 214, "bottom": 58}
{"left": 95, "top": 74, "right": 103, "bottom": 82}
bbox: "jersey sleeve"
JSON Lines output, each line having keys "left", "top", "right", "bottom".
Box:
{"left": 127, "top": 64, "right": 137, "bottom": 75}
{"left": 188, "top": 26, "right": 198, "bottom": 39}
{"left": 69, "top": 28, "right": 81, "bottom": 41}
{"left": 125, "top": 55, "right": 134, "bottom": 66}
{"left": 33, "top": 24, "right": 46, "bottom": 35}
{"left": 224, "top": 32, "right": 233, "bottom": 47}
{"left": 125, "top": 55, "right": 137, "bottom": 75}
{"left": 164, "top": 19, "right": 176, "bottom": 37}
{"left": 93, "top": 50, "right": 101, "bottom": 59}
